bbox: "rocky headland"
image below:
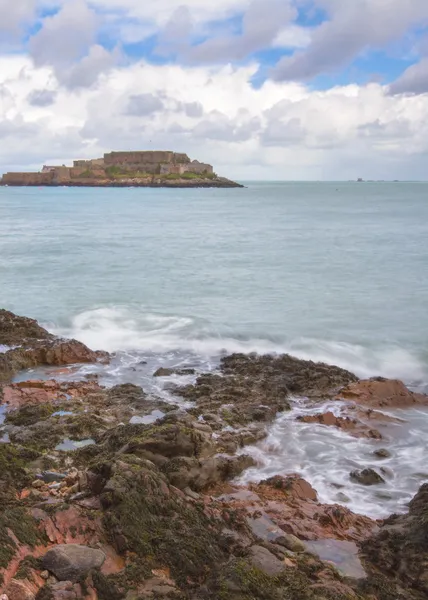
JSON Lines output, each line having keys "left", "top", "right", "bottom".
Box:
{"left": 0, "top": 308, "right": 427, "bottom": 600}
{"left": 0, "top": 151, "right": 243, "bottom": 188}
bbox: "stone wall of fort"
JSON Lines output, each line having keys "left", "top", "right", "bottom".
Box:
{"left": 104, "top": 151, "right": 175, "bottom": 166}
{"left": 2, "top": 172, "right": 54, "bottom": 185}
{"left": 73, "top": 158, "right": 104, "bottom": 168}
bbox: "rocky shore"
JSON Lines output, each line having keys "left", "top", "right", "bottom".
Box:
{"left": 0, "top": 309, "right": 427, "bottom": 600}
{"left": 0, "top": 178, "right": 243, "bottom": 189}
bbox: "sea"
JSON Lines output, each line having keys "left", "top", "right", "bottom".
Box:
{"left": 1, "top": 182, "right": 428, "bottom": 518}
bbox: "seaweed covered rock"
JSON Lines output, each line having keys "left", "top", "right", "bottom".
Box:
{"left": 176, "top": 353, "right": 358, "bottom": 437}
{"left": 95, "top": 457, "right": 231, "bottom": 592}
{"left": 361, "top": 483, "right": 428, "bottom": 598}
{"left": 0, "top": 310, "right": 53, "bottom": 346}
{"left": 220, "top": 353, "right": 358, "bottom": 397}
{"left": 350, "top": 469, "right": 385, "bottom": 486}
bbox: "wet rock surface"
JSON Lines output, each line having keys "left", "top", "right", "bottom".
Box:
{"left": 1, "top": 311, "right": 427, "bottom": 599}
{"left": 337, "top": 377, "right": 428, "bottom": 408}
{"left": 0, "top": 310, "right": 107, "bottom": 384}
{"left": 297, "top": 411, "right": 383, "bottom": 439}
{"left": 350, "top": 469, "right": 386, "bottom": 486}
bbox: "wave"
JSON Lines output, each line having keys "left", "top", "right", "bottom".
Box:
{"left": 50, "top": 306, "right": 428, "bottom": 386}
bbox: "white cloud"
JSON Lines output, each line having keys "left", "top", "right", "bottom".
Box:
{"left": 28, "top": 0, "right": 118, "bottom": 88}
{"left": 1, "top": 54, "right": 428, "bottom": 180}
{"left": 272, "top": 0, "right": 428, "bottom": 80}
{"left": 273, "top": 25, "right": 312, "bottom": 49}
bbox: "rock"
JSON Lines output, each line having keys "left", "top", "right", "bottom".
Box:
{"left": 261, "top": 475, "right": 318, "bottom": 502}
{"left": 32, "top": 479, "right": 45, "bottom": 488}
{"left": 362, "top": 483, "right": 428, "bottom": 595}
{"left": 373, "top": 448, "right": 392, "bottom": 459}
{"left": 337, "top": 377, "right": 428, "bottom": 408}
{"left": 38, "top": 472, "right": 68, "bottom": 483}
{"left": 297, "top": 411, "right": 382, "bottom": 439}
{"left": 153, "top": 367, "right": 195, "bottom": 377}
{"left": 0, "top": 311, "right": 107, "bottom": 383}
{"left": 275, "top": 533, "right": 306, "bottom": 553}
{"left": 164, "top": 454, "right": 256, "bottom": 491}
{"left": 336, "top": 492, "right": 351, "bottom": 503}
{"left": 4, "top": 580, "right": 35, "bottom": 600}
{"left": 219, "top": 353, "right": 358, "bottom": 397}
{"left": 41, "top": 544, "right": 106, "bottom": 582}
{"left": 47, "top": 581, "right": 83, "bottom": 600}
{"left": 0, "top": 309, "right": 53, "bottom": 345}
{"left": 248, "top": 545, "right": 286, "bottom": 576}
{"left": 350, "top": 468, "right": 385, "bottom": 486}
{"left": 2, "top": 379, "right": 103, "bottom": 410}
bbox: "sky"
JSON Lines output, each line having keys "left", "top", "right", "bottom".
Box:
{"left": 0, "top": 0, "right": 428, "bottom": 180}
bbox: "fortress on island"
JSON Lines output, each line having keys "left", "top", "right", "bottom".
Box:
{"left": 0, "top": 151, "right": 242, "bottom": 188}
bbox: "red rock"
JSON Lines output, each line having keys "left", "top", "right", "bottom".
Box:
{"left": 217, "top": 477, "right": 376, "bottom": 544}
{"left": 2, "top": 379, "right": 104, "bottom": 410}
{"left": 297, "top": 411, "right": 382, "bottom": 439}
{"left": 337, "top": 378, "right": 427, "bottom": 408}
{"left": 4, "top": 579, "right": 36, "bottom": 600}
{"left": 261, "top": 475, "right": 318, "bottom": 502}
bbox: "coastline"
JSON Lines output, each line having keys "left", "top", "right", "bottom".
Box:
{"left": 1, "top": 309, "right": 427, "bottom": 599}
{"left": 0, "top": 178, "right": 244, "bottom": 189}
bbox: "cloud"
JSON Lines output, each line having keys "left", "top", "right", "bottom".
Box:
{"left": 261, "top": 117, "right": 306, "bottom": 146}
{"left": 61, "top": 45, "right": 119, "bottom": 89}
{"left": 158, "top": 0, "right": 296, "bottom": 63}
{"left": 0, "top": 0, "right": 36, "bottom": 38}
{"left": 125, "top": 93, "right": 165, "bottom": 116}
{"left": 273, "top": 25, "right": 312, "bottom": 49}
{"left": 271, "top": 0, "right": 428, "bottom": 81}
{"left": 388, "top": 58, "right": 428, "bottom": 96}
{"left": 27, "top": 89, "right": 58, "bottom": 107}
{"left": 192, "top": 111, "right": 261, "bottom": 141}
{"left": 184, "top": 101, "right": 204, "bottom": 118}
{"left": 28, "top": 0, "right": 117, "bottom": 88}
{"left": 30, "top": 0, "right": 98, "bottom": 68}
{"left": 1, "top": 53, "right": 428, "bottom": 180}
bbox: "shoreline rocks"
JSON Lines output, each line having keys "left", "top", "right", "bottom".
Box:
{"left": 1, "top": 309, "right": 428, "bottom": 599}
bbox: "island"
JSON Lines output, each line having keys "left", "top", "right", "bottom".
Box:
{"left": 0, "top": 150, "right": 243, "bottom": 188}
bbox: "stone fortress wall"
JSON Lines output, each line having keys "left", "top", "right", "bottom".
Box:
{"left": 1, "top": 151, "right": 214, "bottom": 185}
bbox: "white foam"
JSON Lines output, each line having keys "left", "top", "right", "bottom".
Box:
{"left": 50, "top": 306, "right": 428, "bottom": 386}
{"left": 47, "top": 305, "right": 428, "bottom": 519}
{"left": 237, "top": 401, "right": 428, "bottom": 519}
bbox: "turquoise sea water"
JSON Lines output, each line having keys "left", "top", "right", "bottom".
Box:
{"left": 1, "top": 182, "right": 428, "bottom": 517}
{"left": 1, "top": 182, "right": 427, "bottom": 384}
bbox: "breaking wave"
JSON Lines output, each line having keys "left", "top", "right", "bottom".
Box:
{"left": 50, "top": 306, "right": 428, "bottom": 387}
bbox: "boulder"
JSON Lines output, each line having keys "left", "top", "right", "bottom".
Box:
{"left": 350, "top": 468, "right": 385, "bottom": 486}
{"left": 248, "top": 545, "right": 286, "bottom": 576}
{"left": 153, "top": 367, "right": 195, "bottom": 377}
{"left": 274, "top": 533, "right": 306, "bottom": 553}
{"left": 163, "top": 454, "right": 256, "bottom": 491}
{"left": 373, "top": 448, "right": 392, "bottom": 459}
{"left": 297, "top": 411, "right": 382, "bottom": 439}
{"left": 337, "top": 378, "right": 427, "bottom": 408}
{"left": 41, "top": 544, "right": 106, "bottom": 582}
{"left": 261, "top": 475, "right": 318, "bottom": 502}
{"left": 0, "top": 309, "right": 53, "bottom": 345}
